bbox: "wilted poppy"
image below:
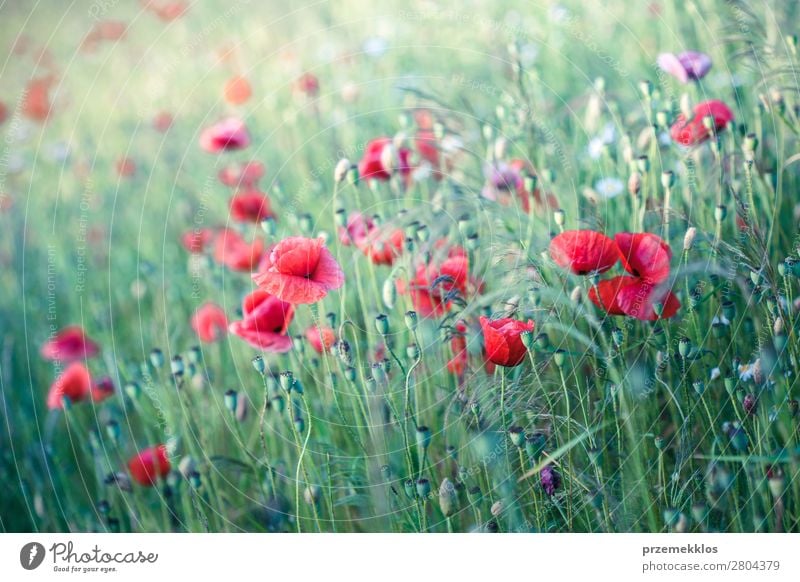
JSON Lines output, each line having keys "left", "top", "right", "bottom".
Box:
{"left": 229, "top": 191, "right": 276, "bottom": 223}
{"left": 480, "top": 316, "right": 534, "bottom": 367}
{"left": 228, "top": 289, "right": 294, "bottom": 352}
{"left": 549, "top": 230, "right": 619, "bottom": 275}
{"left": 614, "top": 232, "right": 672, "bottom": 283}
{"left": 305, "top": 325, "right": 336, "bottom": 354}
{"left": 657, "top": 51, "right": 712, "bottom": 84}
{"left": 670, "top": 100, "right": 733, "bottom": 146}
{"left": 47, "top": 362, "right": 92, "bottom": 409}
{"left": 128, "top": 445, "right": 171, "bottom": 486}
{"left": 199, "top": 117, "right": 250, "bottom": 153}
{"left": 213, "top": 228, "right": 264, "bottom": 271}
{"left": 252, "top": 236, "right": 344, "bottom": 304}
{"left": 218, "top": 161, "right": 265, "bottom": 189}
{"left": 224, "top": 75, "right": 252, "bottom": 105}
{"left": 41, "top": 326, "right": 100, "bottom": 361}
{"left": 191, "top": 303, "right": 229, "bottom": 343}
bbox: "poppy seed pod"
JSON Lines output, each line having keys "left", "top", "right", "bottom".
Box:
{"left": 260, "top": 217, "right": 277, "bottom": 235}
{"left": 678, "top": 337, "right": 692, "bottom": 358}
{"left": 149, "top": 348, "right": 164, "bottom": 368}
{"left": 636, "top": 155, "right": 650, "bottom": 173}
{"left": 525, "top": 432, "right": 546, "bottom": 460}
{"left": 294, "top": 416, "right": 305, "bottom": 434}
{"left": 520, "top": 330, "right": 535, "bottom": 351}
{"left": 170, "top": 355, "right": 184, "bottom": 376}
{"left": 439, "top": 478, "right": 458, "bottom": 517}
{"left": 639, "top": 79, "right": 654, "bottom": 98}
{"left": 535, "top": 332, "right": 550, "bottom": 351}
{"left": 508, "top": 426, "right": 525, "bottom": 448}
{"left": 224, "top": 389, "right": 238, "bottom": 413}
{"left": 375, "top": 314, "right": 390, "bottom": 335}
{"left": 416, "top": 478, "right": 431, "bottom": 499}
{"left": 661, "top": 170, "right": 675, "bottom": 189}
{"left": 553, "top": 349, "right": 567, "bottom": 368}
{"left": 280, "top": 371, "right": 294, "bottom": 392}
{"left": 714, "top": 204, "right": 727, "bottom": 222}
{"left": 553, "top": 208, "right": 565, "bottom": 227}
{"left": 124, "top": 382, "right": 140, "bottom": 400}
{"left": 416, "top": 425, "right": 432, "bottom": 450}
{"left": 404, "top": 310, "right": 418, "bottom": 331}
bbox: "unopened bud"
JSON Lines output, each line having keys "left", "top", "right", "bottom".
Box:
{"left": 334, "top": 158, "right": 350, "bottom": 183}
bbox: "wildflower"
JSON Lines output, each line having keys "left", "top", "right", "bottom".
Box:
{"left": 615, "top": 279, "right": 681, "bottom": 321}
{"left": 657, "top": 51, "right": 712, "bottom": 84}
{"left": 91, "top": 377, "right": 115, "bottom": 403}
{"left": 115, "top": 157, "right": 136, "bottom": 178}
{"left": 218, "top": 161, "right": 265, "bottom": 189}
{"left": 190, "top": 303, "right": 228, "bottom": 343}
{"left": 398, "top": 255, "right": 471, "bottom": 317}
{"left": 338, "top": 212, "right": 375, "bottom": 246}
{"left": 305, "top": 325, "right": 336, "bottom": 354}
{"left": 614, "top": 232, "right": 672, "bottom": 283}
{"left": 252, "top": 236, "right": 344, "bottom": 304}
{"left": 549, "top": 230, "right": 620, "bottom": 275}
{"left": 41, "top": 326, "right": 100, "bottom": 362}
{"left": 540, "top": 464, "right": 561, "bottom": 496}
{"left": 181, "top": 228, "right": 216, "bottom": 254}
{"left": 670, "top": 100, "right": 733, "bottom": 146}
{"left": 224, "top": 75, "right": 252, "bottom": 105}
{"left": 199, "top": 117, "right": 250, "bottom": 153}
{"left": 593, "top": 177, "right": 624, "bottom": 199}
{"left": 356, "top": 226, "right": 404, "bottom": 266}
{"left": 358, "top": 137, "right": 411, "bottom": 181}
{"left": 127, "top": 445, "right": 171, "bottom": 486}
{"left": 47, "top": 363, "right": 92, "bottom": 409}
{"left": 229, "top": 191, "right": 276, "bottom": 223}
{"left": 228, "top": 289, "right": 294, "bottom": 352}
{"left": 480, "top": 316, "right": 535, "bottom": 367}
{"left": 213, "top": 228, "right": 264, "bottom": 271}
{"left": 588, "top": 276, "right": 633, "bottom": 315}
{"left": 293, "top": 72, "right": 320, "bottom": 97}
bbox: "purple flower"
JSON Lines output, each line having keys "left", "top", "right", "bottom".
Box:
{"left": 540, "top": 464, "right": 561, "bottom": 496}
{"left": 743, "top": 393, "right": 757, "bottom": 415}
{"left": 657, "top": 51, "right": 712, "bottom": 83}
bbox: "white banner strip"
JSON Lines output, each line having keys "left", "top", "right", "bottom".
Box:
{"left": 1, "top": 533, "right": 798, "bottom": 581}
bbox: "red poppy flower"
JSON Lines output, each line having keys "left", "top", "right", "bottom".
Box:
{"left": 549, "top": 230, "right": 620, "bottom": 275}
{"left": 228, "top": 289, "right": 294, "bottom": 352}
{"left": 358, "top": 137, "right": 412, "bottom": 181}
{"left": 224, "top": 75, "right": 252, "bottom": 105}
{"left": 356, "top": 227, "right": 404, "bottom": 266}
{"left": 670, "top": 99, "right": 734, "bottom": 146}
{"left": 191, "top": 303, "right": 229, "bottom": 343}
{"left": 480, "top": 316, "right": 535, "bottom": 367}
{"left": 218, "top": 161, "right": 265, "bottom": 189}
{"left": 588, "top": 276, "right": 634, "bottom": 315}
{"left": 22, "top": 77, "right": 53, "bottom": 122}
{"left": 128, "top": 445, "right": 171, "bottom": 486}
{"left": 181, "top": 228, "right": 216, "bottom": 254}
{"left": 399, "top": 255, "right": 470, "bottom": 317}
{"left": 294, "top": 72, "right": 320, "bottom": 97}
{"left": 41, "top": 326, "right": 100, "bottom": 361}
{"left": 252, "top": 236, "right": 344, "bottom": 304}
{"left": 116, "top": 157, "right": 136, "bottom": 178}
{"left": 229, "top": 191, "right": 276, "bottom": 224}
{"left": 616, "top": 279, "right": 681, "bottom": 321}
{"left": 305, "top": 325, "right": 336, "bottom": 354}
{"left": 152, "top": 111, "right": 173, "bottom": 132}
{"left": 446, "top": 321, "right": 469, "bottom": 375}
{"left": 199, "top": 117, "right": 250, "bottom": 153}
{"left": 91, "top": 377, "right": 115, "bottom": 403}
{"left": 338, "top": 212, "right": 375, "bottom": 246}
{"left": 614, "top": 232, "right": 672, "bottom": 283}
{"left": 508, "top": 159, "right": 559, "bottom": 215}
{"left": 415, "top": 129, "right": 440, "bottom": 177}
{"left": 213, "top": 229, "right": 264, "bottom": 271}
{"left": 47, "top": 362, "right": 92, "bottom": 409}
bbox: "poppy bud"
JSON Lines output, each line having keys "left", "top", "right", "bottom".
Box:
{"left": 415, "top": 224, "right": 430, "bottom": 242}
{"left": 636, "top": 155, "right": 650, "bottom": 173}
{"left": 680, "top": 93, "right": 692, "bottom": 120}
{"left": 304, "top": 485, "right": 322, "bottom": 505}
{"left": 541, "top": 168, "right": 556, "bottom": 184}
{"left": 656, "top": 110, "right": 669, "bottom": 127}
{"left": 375, "top": 314, "right": 390, "bottom": 335}
{"left": 520, "top": 330, "right": 535, "bottom": 351}
{"left": 382, "top": 278, "right": 397, "bottom": 309}
{"left": 683, "top": 227, "right": 697, "bottom": 252}
{"left": 508, "top": 426, "right": 525, "bottom": 448}
{"left": 553, "top": 349, "right": 567, "bottom": 368}
{"left": 553, "top": 208, "right": 565, "bottom": 227}
{"left": 404, "top": 311, "right": 418, "bottom": 331}
{"left": 534, "top": 332, "right": 549, "bottom": 351}
{"left": 416, "top": 425, "right": 432, "bottom": 450}
{"left": 334, "top": 158, "right": 350, "bottom": 183}
{"left": 439, "top": 478, "right": 458, "bottom": 517}
{"left": 743, "top": 133, "right": 758, "bottom": 153}
{"left": 661, "top": 170, "right": 675, "bottom": 189}
{"left": 493, "top": 137, "right": 508, "bottom": 159}
{"left": 403, "top": 479, "right": 416, "bottom": 499}
{"left": 294, "top": 416, "right": 305, "bottom": 434}
{"left": 298, "top": 213, "right": 314, "bottom": 234}
{"left": 525, "top": 432, "right": 546, "bottom": 460}
{"left": 693, "top": 381, "right": 706, "bottom": 396}
{"left": 628, "top": 172, "right": 642, "bottom": 196}
{"left": 346, "top": 165, "right": 359, "bottom": 185}
{"left": 149, "top": 348, "right": 164, "bottom": 368}
{"left": 280, "top": 371, "right": 294, "bottom": 392}
{"left": 224, "top": 389, "right": 238, "bottom": 413}
{"left": 416, "top": 478, "right": 431, "bottom": 499}
{"left": 768, "top": 473, "right": 785, "bottom": 499}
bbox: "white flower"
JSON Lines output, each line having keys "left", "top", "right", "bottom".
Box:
{"left": 594, "top": 177, "right": 624, "bottom": 199}
{"left": 588, "top": 137, "right": 605, "bottom": 160}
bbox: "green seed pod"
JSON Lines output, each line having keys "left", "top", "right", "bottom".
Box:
{"left": 187, "top": 345, "right": 202, "bottom": 365}
{"left": 654, "top": 436, "right": 667, "bottom": 451}
{"left": 678, "top": 337, "right": 692, "bottom": 358}
{"left": 224, "top": 390, "right": 238, "bottom": 414}
{"left": 525, "top": 432, "right": 546, "bottom": 461}
{"left": 406, "top": 343, "right": 420, "bottom": 361}
{"left": 523, "top": 173, "right": 538, "bottom": 193}
{"left": 260, "top": 217, "right": 277, "bottom": 235}
{"left": 639, "top": 79, "right": 653, "bottom": 98}
{"left": 466, "top": 485, "right": 482, "bottom": 504}
{"left": 520, "top": 330, "right": 535, "bottom": 351}
{"left": 660, "top": 170, "right": 675, "bottom": 189}
{"left": 294, "top": 416, "right": 305, "bottom": 434}
{"left": 298, "top": 213, "right": 314, "bottom": 234}
{"left": 271, "top": 395, "right": 285, "bottom": 413}
{"left": 124, "top": 382, "right": 140, "bottom": 400}
{"left": 438, "top": 478, "right": 458, "bottom": 517}
{"left": 404, "top": 310, "right": 418, "bottom": 331}
{"left": 189, "top": 471, "right": 202, "bottom": 489}
{"left": 535, "top": 333, "right": 550, "bottom": 351}
{"left": 403, "top": 479, "right": 416, "bottom": 499}
{"left": 344, "top": 366, "right": 357, "bottom": 382}
{"left": 722, "top": 300, "right": 736, "bottom": 321}
{"left": 553, "top": 349, "right": 567, "bottom": 368}
{"left": 693, "top": 381, "right": 706, "bottom": 396}
{"left": 280, "top": 371, "right": 294, "bottom": 392}
{"left": 636, "top": 155, "right": 650, "bottom": 173}
{"left": 415, "top": 425, "right": 432, "bottom": 450}
{"left": 416, "top": 478, "right": 432, "bottom": 499}
{"left": 508, "top": 426, "right": 525, "bottom": 448}
{"left": 714, "top": 204, "right": 727, "bottom": 222}
{"left": 553, "top": 208, "right": 565, "bottom": 227}
{"left": 375, "top": 314, "right": 390, "bottom": 335}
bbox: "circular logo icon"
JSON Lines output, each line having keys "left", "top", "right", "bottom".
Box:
{"left": 20, "top": 542, "right": 46, "bottom": 570}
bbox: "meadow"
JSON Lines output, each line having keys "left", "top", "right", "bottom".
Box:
{"left": 1, "top": 0, "right": 799, "bottom": 533}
